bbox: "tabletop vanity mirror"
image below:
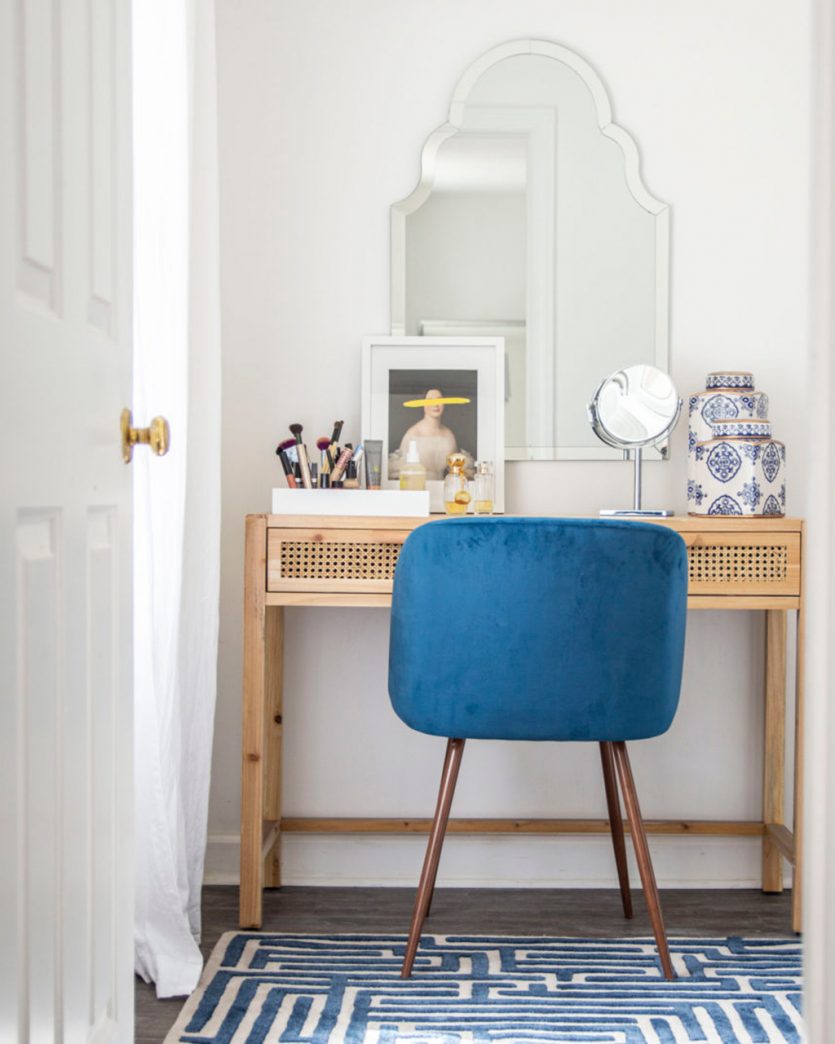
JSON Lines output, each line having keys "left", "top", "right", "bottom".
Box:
{"left": 587, "top": 364, "right": 682, "bottom": 516}
{"left": 391, "top": 39, "right": 670, "bottom": 461}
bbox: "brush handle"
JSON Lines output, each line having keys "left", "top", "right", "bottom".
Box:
{"left": 296, "top": 443, "right": 313, "bottom": 489}
{"left": 278, "top": 449, "right": 297, "bottom": 488}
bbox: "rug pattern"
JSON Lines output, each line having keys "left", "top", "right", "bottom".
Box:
{"left": 165, "top": 933, "right": 802, "bottom": 1043}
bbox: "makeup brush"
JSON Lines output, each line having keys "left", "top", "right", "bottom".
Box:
{"left": 316, "top": 436, "right": 334, "bottom": 474}
{"left": 275, "top": 441, "right": 297, "bottom": 488}
{"left": 329, "top": 420, "right": 344, "bottom": 466}
{"left": 277, "top": 437, "right": 298, "bottom": 463}
{"left": 275, "top": 440, "right": 298, "bottom": 488}
{"left": 289, "top": 423, "right": 313, "bottom": 489}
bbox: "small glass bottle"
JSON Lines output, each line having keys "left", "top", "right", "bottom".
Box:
{"left": 474, "top": 460, "right": 494, "bottom": 514}
{"left": 399, "top": 440, "right": 426, "bottom": 491}
{"left": 444, "top": 453, "right": 471, "bottom": 515}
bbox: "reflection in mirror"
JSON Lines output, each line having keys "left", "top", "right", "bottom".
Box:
{"left": 588, "top": 364, "right": 682, "bottom": 516}
{"left": 391, "top": 40, "right": 669, "bottom": 461}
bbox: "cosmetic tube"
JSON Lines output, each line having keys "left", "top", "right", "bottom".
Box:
{"left": 364, "top": 439, "right": 383, "bottom": 489}
{"left": 296, "top": 442, "right": 313, "bottom": 489}
{"left": 352, "top": 445, "right": 365, "bottom": 486}
{"left": 330, "top": 444, "right": 354, "bottom": 484}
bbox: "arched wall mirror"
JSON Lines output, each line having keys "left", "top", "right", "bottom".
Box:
{"left": 391, "top": 39, "right": 670, "bottom": 461}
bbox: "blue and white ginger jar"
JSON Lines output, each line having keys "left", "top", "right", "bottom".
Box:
{"left": 687, "top": 371, "right": 769, "bottom": 462}
{"left": 688, "top": 417, "right": 786, "bottom": 517}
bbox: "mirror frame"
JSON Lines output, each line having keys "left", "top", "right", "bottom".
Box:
{"left": 390, "top": 38, "right": 670, "bottom": 461}
{"left": 588, "top": 365, "right": 682, "bottom": 450}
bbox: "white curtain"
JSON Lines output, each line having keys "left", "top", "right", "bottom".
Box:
{"left": 132, "top": 0, "right": 222, "bottom": 999}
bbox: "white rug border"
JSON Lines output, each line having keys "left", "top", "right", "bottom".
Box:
{"left": 164, "top": 932, "right": 802, "bottom": 1043}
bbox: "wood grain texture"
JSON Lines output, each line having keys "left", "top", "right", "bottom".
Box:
{"left": 762, "top": 609, "right": 787, "bottom": 892}
{"left": 264, "top": 513, "right": 804, "bottom": 532}
{"left": 792, "top": 555, "right": 806, "bottom": 932}
{"left": 262, "top": 608, "right": 283, "bottom": 822}
{"left": 279, "top": 817, "right": 766, "bottom": 836}
{"left": 764, "top": 823, "right": 795, "bottom": 863}
{"left": 240, "top": 515, "right": 267, "bottom": 927}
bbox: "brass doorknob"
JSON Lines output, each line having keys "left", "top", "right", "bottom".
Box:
{"left": 121, "top": 408, "right": 170, "bottom": 463}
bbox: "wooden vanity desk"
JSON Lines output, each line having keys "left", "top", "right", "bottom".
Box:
{"left": 240, "top": 513, "right": 804, "bottom": 931}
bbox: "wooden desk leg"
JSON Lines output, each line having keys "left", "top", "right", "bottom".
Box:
{"left": 241, "top": 516, "right": 267, "bottom": 929}
{"left": 262, "top": 606, "right": 284, "bottom": 888}
{"left": 792, "top": 605, "right": 805, "bottom": 932}
{"left": 762, "top": 609, "right": 787, "bottom": 893}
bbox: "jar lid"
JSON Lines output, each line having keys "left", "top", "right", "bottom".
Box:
{"left": 710, "top": 418, "right": 772, "bottom": 439}
{"left": 706, "top": 371, "right": 755, "bottom": 390}
{"left": 475, "top": 460, "right": 493, "bottom": 475}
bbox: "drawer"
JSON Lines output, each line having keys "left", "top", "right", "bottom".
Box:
{"left": 681, "top": 530, "right": 800, "bottom": 597}
{"left": 267, "top": 526, "right": 411, "bottom": 593}
{"left": 265, "top": 521, "right": 801, "bottom": 599}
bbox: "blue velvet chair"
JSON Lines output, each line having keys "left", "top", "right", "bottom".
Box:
{"left": 388, "top": 517, "right": 688, "bottom": 979}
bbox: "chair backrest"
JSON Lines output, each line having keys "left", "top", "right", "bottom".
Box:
{"left": 389, "top": 517, "right": 688, "bottom": 742}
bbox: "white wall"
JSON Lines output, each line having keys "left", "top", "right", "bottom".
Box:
{"left": 209, "top": 0, "right": 812, "bottom": 887}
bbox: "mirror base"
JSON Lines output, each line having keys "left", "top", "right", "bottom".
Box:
{"left": 599, "top": 509, "right": 676, "bottom": 518}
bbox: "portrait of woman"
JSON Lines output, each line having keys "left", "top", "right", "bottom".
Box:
{"left": 387, "top": 371, "right": 478, "bottom": 481}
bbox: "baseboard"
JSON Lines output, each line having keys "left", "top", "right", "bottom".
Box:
{"left": 203, "top": 832, "right": 793, "bottom": 889}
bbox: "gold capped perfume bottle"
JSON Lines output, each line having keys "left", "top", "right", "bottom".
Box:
{"left": 444, "top": 453, "right": 470, "bottom": 515}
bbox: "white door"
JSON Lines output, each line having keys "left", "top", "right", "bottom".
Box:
{"left": 0, "top": 2, "right": 137, "bottom": 1040}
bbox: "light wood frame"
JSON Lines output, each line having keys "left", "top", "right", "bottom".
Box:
{"left": 240, "top": 513, "right": 804, "bottom": 933}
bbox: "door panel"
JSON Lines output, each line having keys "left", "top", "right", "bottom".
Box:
{"left": 1, "top": 1, "right": 134, "bottom": 1040}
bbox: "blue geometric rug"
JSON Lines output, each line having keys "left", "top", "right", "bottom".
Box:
{"left": 164, "top": 934, "right": 802, "bottom": 1043}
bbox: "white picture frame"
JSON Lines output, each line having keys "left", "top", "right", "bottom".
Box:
{"left": 361, "top": 335, "right": 505, "bottom": 513}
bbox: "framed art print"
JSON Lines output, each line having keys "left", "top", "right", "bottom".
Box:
{"left": 361, "top": 336, "right": 505, "bottom": 513}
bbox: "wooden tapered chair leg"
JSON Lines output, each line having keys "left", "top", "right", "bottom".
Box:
{"left": 599, "top": 741, "right": 633, "bottom": 919}
{"left": 401, "top": 738, "right": 465, "bottom": 978}
{"left": 424, "top": 739, "right": 455, "bottom": 919}
{"left": 612, "top": 741, "right": 675, "bottom": 980}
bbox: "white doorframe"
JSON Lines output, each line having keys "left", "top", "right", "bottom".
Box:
{"left": 802, "top": 1, "right": 835, "bottom": 1037}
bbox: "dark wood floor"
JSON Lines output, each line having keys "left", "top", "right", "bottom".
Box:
{"left": 136, "top": 885, "right": 796, "bottom": 1042}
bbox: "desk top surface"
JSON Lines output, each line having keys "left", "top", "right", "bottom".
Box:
{"left": 253, "top": 513, "right": 803, "bottom": 533}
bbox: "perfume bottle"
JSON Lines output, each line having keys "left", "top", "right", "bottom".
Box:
{"left": 399, "top": 440, "right": 426, "bottom": 491}
{"left": 444, "top": 453, "right": 471, "bottom": 515}
{"left": 473, "top": 461, "right": 494, "bottom": 514}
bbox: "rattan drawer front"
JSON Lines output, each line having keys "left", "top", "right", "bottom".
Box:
{"left": 683, "top": 532, "right": 800, "bottom": 596}
{"left": 267, "top": 527, "right": 410, "bottom": 593}
{"left": 266, "top": 522, "right": 801, "bottom": 597}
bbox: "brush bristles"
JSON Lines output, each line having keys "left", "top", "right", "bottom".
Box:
{"left": 277, "top": 437, "right": 296, "bottom": 451}
{"left": 316, "top": 437, "right": 331, "bottom": 450}
{"left": 289, "top": 423, "right": 303, "bottom": 436}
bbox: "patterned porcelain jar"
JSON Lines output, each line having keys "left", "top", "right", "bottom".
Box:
{"left": 688, "top": 417, "right": 786, "bottom": 517}
{"left": 687, "top": 372, "right": 769, "bottom": 459}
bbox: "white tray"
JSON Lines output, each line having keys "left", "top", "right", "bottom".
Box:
{"left": 271, "top": 488, "right": 430, "bottom": 517}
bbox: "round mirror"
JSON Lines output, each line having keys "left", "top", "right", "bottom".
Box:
{"left": 587, "top": 364, "right": 682, "bottom": 516}
{"left": 588, "top": 364, "right": 681, "bottom": 450}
